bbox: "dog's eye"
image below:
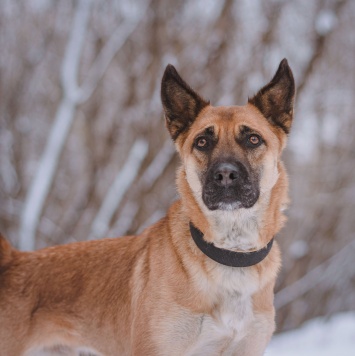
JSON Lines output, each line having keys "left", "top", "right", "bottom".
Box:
{"left": 247, "top": 135, "right": 262, "bottom": 147}
{"left": 195, "top": 137, "right": 210, "bottom": 151}
{"left": 197, "top": 138, "right": 207, "bottom": 147}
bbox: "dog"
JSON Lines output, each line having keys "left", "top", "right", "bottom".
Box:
{"left": 0, "top": 59, "right": 295, "bottom": 355}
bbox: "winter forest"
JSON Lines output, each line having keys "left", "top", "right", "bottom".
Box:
{"left": 0, "top": 0, "right": 354, "bottom": 342}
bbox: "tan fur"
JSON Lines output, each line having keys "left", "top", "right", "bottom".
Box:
{"left": 0, "top": 102, "right": 290, "bottom": 355}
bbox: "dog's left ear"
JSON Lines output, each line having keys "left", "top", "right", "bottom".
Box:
{"left": 161, "top": 64, "right": 209, "bottom": 140}
{"left": 249, "top": 59, "right": 295, "bottom": 134}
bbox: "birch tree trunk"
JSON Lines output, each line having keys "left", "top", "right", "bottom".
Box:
{"left": 19, "top": 0, "right": 151, "bottom": 250}
{"left": 19, "top": 0, "right": 92, "bottom": 250}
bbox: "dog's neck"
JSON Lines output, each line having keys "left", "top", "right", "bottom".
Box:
{"left": 189, "top": 222, "right": 274, "bottom": 267}
{"left": 202, "top": 195, "right": 269, "bottom": 251}
{"left": 177, "top": 163, "right": 288, "bottom": 252}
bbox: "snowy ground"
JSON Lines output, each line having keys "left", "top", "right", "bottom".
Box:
{"left": 266, "top": 312, "right": 355, "bottom": 356}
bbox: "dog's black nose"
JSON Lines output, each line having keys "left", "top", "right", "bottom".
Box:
{"left": 213, "top": 163, "right": 239, "bottom": 187}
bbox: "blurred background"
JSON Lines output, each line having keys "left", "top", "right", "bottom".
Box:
{"left": 0, "top": 0, "right": 354, "bottom": 338}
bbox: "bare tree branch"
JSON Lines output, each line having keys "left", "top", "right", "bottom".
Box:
{"left": 79, "top": 0, "right": 152, "bottom": 102}
{"left": 89, "top": 139, "right": 149, "bottom": 240}
{"left": 140, "top": 139, "right": 175, "bottom": 190}
{"left": 297, "top": 0, "right": 347, "bottom": 95}
{"left": 275, "top": 239, "right": 355, "bottom": 310}
{"left": 108, "top": 202, "right": 139, "bottom": 237}
{"left": 137, "top": 209, "right": 165, "bottom": 234}
{"left": 107, "top": 138, "right": 175, "bottom": 237}
{"left": 19, "top": 0, "right": 152, "bottom": 250}
{"left": 19, "top": 0, "right": 92, "bottom": 251}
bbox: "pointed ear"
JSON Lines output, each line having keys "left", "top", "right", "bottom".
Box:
{"left": 161, "top": 64, "right": 209, "bottom": 140}
{"left": 249, "top": 59, "right": 295, "bottom": 134}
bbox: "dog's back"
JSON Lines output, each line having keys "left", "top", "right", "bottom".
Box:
{"left": 0, "top": 230, "right": 153, "bottom": 355}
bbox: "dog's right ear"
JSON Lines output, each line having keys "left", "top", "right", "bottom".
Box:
{"left": 248, "top": 59, "right": 295, "bottom": 134}
{"left": 161, "top": 65, "right": 209, "bottom": 141}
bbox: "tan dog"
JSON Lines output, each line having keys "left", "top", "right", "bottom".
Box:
{"left": 0, "top": 59, "right": 295, "bottom": 356}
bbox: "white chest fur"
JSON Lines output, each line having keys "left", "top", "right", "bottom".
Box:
{"left": 155, "top": 252, "right": 274, "bottom": 356}
{"left": 184, "top": 265, "right": 260, "bottom": 356}
{"left": 185, "top": 293, "right": 254, "bottom": 355}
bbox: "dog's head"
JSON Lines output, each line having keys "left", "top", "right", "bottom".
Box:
{"left": 161, "top": 60, "right": 295, "bottom": 215}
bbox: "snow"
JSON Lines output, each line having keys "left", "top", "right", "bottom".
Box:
{"left": 288, "top": 239, "right": 309, "bottom": 259}
{"left": 315, "top": 9, "right": 337, "bottom": 36}
{"left": 267, "top": 312, "right": 355, "bottom": 356}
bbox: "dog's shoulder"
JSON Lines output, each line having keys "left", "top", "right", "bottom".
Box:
{"left": 0, "top": 233, "right": 15, "bottom": 268}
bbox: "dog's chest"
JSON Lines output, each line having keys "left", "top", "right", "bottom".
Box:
{"left": 185, "top": 294, "right": 254, "bottom": 355}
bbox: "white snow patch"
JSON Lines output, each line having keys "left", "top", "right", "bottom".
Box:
{"left": 288, "top": 240, "right": 309, "bottom": 259}
{"left": 267, "top": 312, "right": 355, "bottom": 356}
{"left": 315, "top": 10, "right": 337, "bottom": 36}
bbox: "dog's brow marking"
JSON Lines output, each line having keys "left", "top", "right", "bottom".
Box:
{"left": 205, "top": 126, "right": 214, "bottom": 135}
{"left": 196, "top": 126, "right": 215, "bottom": 138}
{"left": 239, "top": 125, "right": 262, "bottom": 136}
{"left": 240, "top": 125, "right": 252, "bottom": 134}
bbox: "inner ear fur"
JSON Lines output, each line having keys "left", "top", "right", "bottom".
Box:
{"left": 249, "top": 59, "right": 295, "bottom": 134}
{"left": 161, "top": 64, "right": 209, "bottom": 141}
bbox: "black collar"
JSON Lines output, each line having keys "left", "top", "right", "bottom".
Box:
{"left": 189, "top": 223, "right": 274, "bottom": 267}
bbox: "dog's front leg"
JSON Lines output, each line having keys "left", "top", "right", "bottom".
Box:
{"left": 232, "top": 311, "right": 275, "bottom": 356}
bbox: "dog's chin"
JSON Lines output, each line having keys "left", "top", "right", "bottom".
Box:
{"left": 202, "top": 189, "right": 260, "bottom": 211}
{"left": 210, "top": 201, "right": 243, "bottom": 211}
{"left": 203, "top": 198, "right": 258, "bottom": 211}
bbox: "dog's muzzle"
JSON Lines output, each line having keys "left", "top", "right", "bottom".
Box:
{"left": 202, "top": 160, "right": 259, "bottom": 210}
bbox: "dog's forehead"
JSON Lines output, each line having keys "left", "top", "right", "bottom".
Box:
{"left": 193, "top": 104, "right": 272, "bottom": 134}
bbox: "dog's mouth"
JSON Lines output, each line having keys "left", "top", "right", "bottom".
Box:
{"left": 201, "top": 161, "right": 260, "bottom": 211}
